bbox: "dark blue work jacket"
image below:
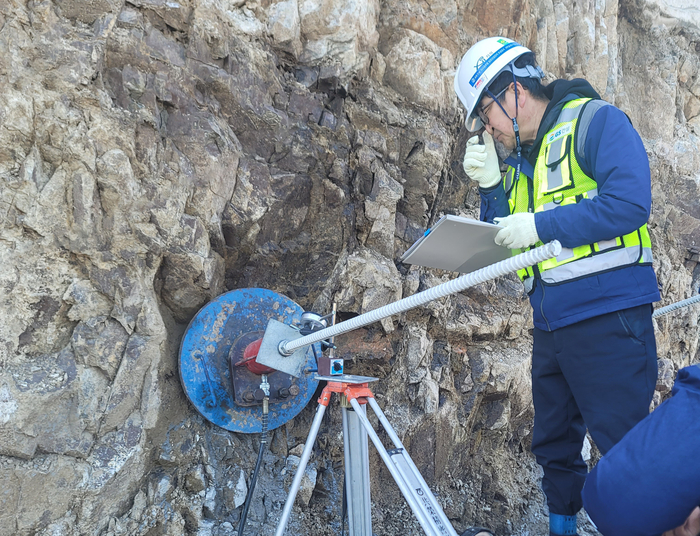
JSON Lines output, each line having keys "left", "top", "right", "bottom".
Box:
{"left": 581, "top": 364, "right": 700, "bottom": 536}
{"left": 479, "top": 80, "right": 660, "bottom": 330}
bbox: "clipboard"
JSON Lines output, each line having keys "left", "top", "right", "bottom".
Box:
{"left": 399, "top": 215, "right": 511, "bottom": 273}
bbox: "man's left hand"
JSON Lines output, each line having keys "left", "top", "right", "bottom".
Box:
{"left": 494, "top": 213, "right": 540, "bottom": 249}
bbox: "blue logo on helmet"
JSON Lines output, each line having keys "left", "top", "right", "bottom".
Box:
{"left": 469, "top": 42, "right": 519, "bottom": 87}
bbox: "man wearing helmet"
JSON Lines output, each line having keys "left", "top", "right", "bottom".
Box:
{"left": 454, "top": 37, "right": 660, "bottom": 536}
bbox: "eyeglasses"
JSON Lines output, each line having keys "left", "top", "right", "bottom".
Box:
{"left": 476, "top": 86, "right": 508, "bottom": 126}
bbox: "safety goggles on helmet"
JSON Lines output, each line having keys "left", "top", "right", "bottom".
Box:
{"left": 454, "top": 37, "right": 544, "bottom": 131}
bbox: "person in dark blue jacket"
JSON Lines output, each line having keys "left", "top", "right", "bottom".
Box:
{"left": 582, "top": 364, "right": 700, "bottom": 536}
{"left": 454, "top": 37, "right": 660, "bottom": 536}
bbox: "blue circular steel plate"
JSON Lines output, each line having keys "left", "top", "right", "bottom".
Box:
{"left": 179, "top": 288, "right": 319, "bottom": 433}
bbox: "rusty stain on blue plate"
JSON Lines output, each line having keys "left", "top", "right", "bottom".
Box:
{"left": 179, "top": 288, "right": 319, "bottom": 433}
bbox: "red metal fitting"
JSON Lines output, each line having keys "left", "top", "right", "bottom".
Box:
{"left": 235, "top": 338, "right": 276, "bottom": 375}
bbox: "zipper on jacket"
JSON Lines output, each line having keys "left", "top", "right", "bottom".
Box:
{"left": 532, "top": 263, "right": 551, "bottom": 331}
{"left": 539, "top": 281, "right": 551, "bottom": 331}
{"left": 525, "top": 173, "right": 550, "bottom": 329}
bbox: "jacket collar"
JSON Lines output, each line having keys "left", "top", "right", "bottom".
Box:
{"left": 513, "top": 78, "right": 601, "bottom": 166}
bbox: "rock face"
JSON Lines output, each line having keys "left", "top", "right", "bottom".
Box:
{"left": 0, "top": 1, "right": 699, "bottom": 535}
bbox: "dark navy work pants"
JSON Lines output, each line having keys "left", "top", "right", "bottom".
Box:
{"left": 531, "top": 303, "right": 658, "bottom": 516}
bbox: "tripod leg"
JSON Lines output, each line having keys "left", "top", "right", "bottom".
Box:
{"left": 368, "top": 397, "right": 457, "bottom": 535}
{"left": 275, "top": 401, "right": 328, "bottom": 536}
{"left": 342, "top": 403, "right": 372, "bottom": 536}
{"left": 348, "top": 398, "right": 454, "bottom": 536}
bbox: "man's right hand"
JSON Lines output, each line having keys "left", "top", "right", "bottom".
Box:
{"left": 462, "top": 131, "right": 501, "bottom": 189}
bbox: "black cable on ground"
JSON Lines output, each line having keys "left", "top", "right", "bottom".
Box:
{"left": 237, "top": 404, "right": 268, "bottom": 536}
{"left": 341, "top": 473, "right": 347, "bottom": 535}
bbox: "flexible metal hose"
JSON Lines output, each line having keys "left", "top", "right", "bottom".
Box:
{"left": 652, "top": 293, "right": 700, "bottom": 319}
{"left": 280, "top": 240, "right": 562, "bottom": 354}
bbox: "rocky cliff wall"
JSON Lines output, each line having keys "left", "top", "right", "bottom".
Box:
{"left": 0, "top": 1, "right": 699, "bottom": 535}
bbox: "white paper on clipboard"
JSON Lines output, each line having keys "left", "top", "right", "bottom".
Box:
{"left": 399, "top": 215, "right": 511, "bottom": 273}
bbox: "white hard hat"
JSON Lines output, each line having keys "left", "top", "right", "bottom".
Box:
{"left": 454, "top": 37, "right": 543, "bottom": 131}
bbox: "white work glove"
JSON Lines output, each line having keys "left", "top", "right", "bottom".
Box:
{"left": 494, "top": 213, "right": 540, "bottom": 249}
{"left": 462, "top": 131, "right": 501, "bottom": 188}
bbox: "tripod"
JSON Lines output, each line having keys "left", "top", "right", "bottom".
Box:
{"left": 261, "top": 243, "right": 561, "bottom": 535}
{"left": 274, "top": 374, "right": 471, "bottom": 536}
{"left": 182, "top": 244, "right": 562, "bottom": 533}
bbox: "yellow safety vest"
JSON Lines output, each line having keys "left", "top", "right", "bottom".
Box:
{"left": 504, "top": 98, "right": 653, "bottom": 284}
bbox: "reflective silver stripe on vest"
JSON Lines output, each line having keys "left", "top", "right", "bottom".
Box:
{"left": 558, "top": 105, "right": 582, "bottom": 124}
{"left": 540, "top": 105, "right": 581, "bottom": 194}
{"left": 578, "top": 101, "right": 612, "bottom": 160}
{"left": 555, "top": 247, "right": 575, "bottom": 263}
{"left": 504, "top": 168, "right": 514, "bottom": 193}
{"left": 545, "top": 136, "right": 567, "bottom": 189}
{"left": 542, "top": 199, "right": 561, "bottom": 211}
{"left": 541, "top": 246, "right": 653, "bottom": 283}
{"left": 545, "top": 165, "right": 566, "bottom": 194}
{"left": 524, "top": 275, "right": 535, "bottom": 294}
{"left": 597, "top": 239, "right": 618, "bottom": 251}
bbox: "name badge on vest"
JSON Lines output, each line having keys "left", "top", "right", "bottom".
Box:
{"left": 545, "top": 123, "right": 572, "bottom": 145}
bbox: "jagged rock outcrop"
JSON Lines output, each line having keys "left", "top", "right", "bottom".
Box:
{"left": 1, "top": 0, "right": 699, "bottom": 535}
